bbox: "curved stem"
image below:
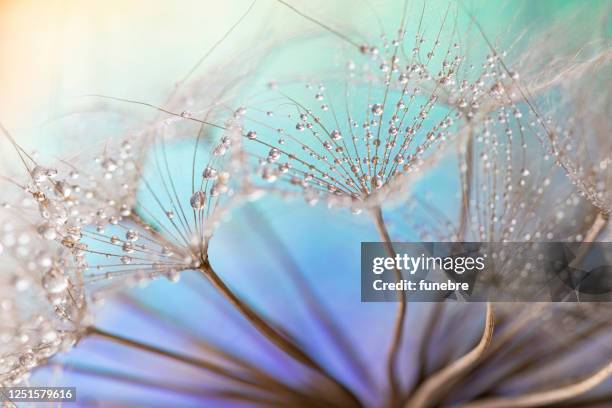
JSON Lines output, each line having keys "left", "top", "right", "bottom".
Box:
{"left": 371, "top": 205, "right": 406, "bottom": 407}
{"left": 48, "top": 362, "right": 283, "bottom": 406}
{"left": 568, "top": 212, "right": 608, "bottom": 276}
{"left": 462, "top": 361, "right": 612, "bottom": 408}
{"left": 199, "top": 259, "right": 363, "bottom": 408}
{"left": 89, "top": 324, "right": 344, "bottom": 407}
{"left": 244, "top": 204, "right": 374, "bottom": 389}
{"left": 405, "top": 303, "right": 495, "bottom": 408}
{"left": 115, "top": 294, "right": 319, "bottom": 403}
{"left": 583, "top": 212, "right": 608, "bottom": 243}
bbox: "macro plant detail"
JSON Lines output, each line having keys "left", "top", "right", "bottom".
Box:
{"left": 0, "top": 0, "right": 610, "bottom": 407}
{"left": 0, "top": 179, "right": 90, "bottom": 387}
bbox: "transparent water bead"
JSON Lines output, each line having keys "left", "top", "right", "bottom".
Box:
{"left": 102, "top": 158, "right": 118, "bottom": 173}
{"left": 234, "top": 107, "right": 247, "bottom": 117}
{"left": 125, "top": 230, "right": 139, "bottom": 242}
{"left": 262, "top": 167, "right": 278, "bottom": 182}
{"left": 31, "top": 166, "right": 57, "bottom": 183}
{"left": 122, "top": 242, "right": 135, "bottom": 253}
{"left": 37, "top": 224, "right": 57, "bottom": 241}
{"left": 19, "top": 352, "right": 37, "bottom": 369}
{"left": 42, "top": 267, "right": 68, "bottom": 294}
{"left": 371, "top": 104, "right": 384, "bottom": 116}
{"left": 55, "top": 181, "right": 72, "bottom": 198}
{"left": 202, "top": 166, "right": 218, "bottom": 180}
{"left": 190, "top": 191, "right": 206, "bottom": 210}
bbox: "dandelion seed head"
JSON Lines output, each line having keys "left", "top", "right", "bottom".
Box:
{"left": 232, "top": 16, "right": 531, "bottom": 213}
{"left": 0, "top": 203, "right": 88, "bottom": 386}
{"left": 544, "top": 60, "right": 611, "bottom": 216}
{"left": 40, "top": 120, "right": 261, "bottom": 296}
{"left": 404, "top": 102, "right": 601, "bottom": 297}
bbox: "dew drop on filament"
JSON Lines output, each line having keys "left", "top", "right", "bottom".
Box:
{"left": 190, "top": 191, "right": 207, "bottom": 210}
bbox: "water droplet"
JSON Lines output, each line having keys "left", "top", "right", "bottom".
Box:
{"left": 262, "top": 167, "right": 278, "bottom": 182}
{"left": 125, "top": 230, "right": 139, "bottom": 242}
{"left": 37, "top": 224, "right": 57, "bottom": 241}
{"left": 190, "top": 191, "right": 206, "bottom": 210}
{"left": 31, "top": 166, "right": 52, "bottom": 183}
{"left": 122, "top": 242, "right": 134, "bottom": 253}
{"left": 371, "top": 104, "right": 384, "bottom": 116}
{"left": 102, "top": 158, "right": 118, "bottom": 172}
{"left": 19, "top": 352, "right": 37, "bottom": 369}
{"left": 202, "top": 166, "right": 218, "bottom": 180}
{"left": 42, "top": 267, "right": 68, "bottom": 294}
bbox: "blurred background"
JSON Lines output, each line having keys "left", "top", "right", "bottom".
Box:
{"left": 0, "top": 0, "right": 606, "bottom": 406}
{"left": 0, "top": 0, "right": 591, "bottom": 148}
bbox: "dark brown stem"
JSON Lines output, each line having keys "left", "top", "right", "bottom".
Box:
{"left": 47, "top": 362, "right": 285, "bottom": 406}
{"left": 89, "top": 324, "right": 341, "bottom": 407}
{"left": 199, "top": 259, "right": 363, "bottom": 408}
{"left": 371, "top": 205, "right": 406, "bottom": 407}
{"left": 406, "top": 303, "right": 495, "bottom": 408}
{"left": 115, "top": 295, "right": 321, "bottom": 405}
{"left": 243, "top": 204, "right": 374, "bottom": 389}
{"left": 569, "top": 212, "right": 608, "bottom": 274}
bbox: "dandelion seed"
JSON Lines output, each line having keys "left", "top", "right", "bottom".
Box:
{"left": 236, "top": 11, "right": 518, "bottom": 213}
{"left": 0, "top": 209, "right": 88, "bottom": 386}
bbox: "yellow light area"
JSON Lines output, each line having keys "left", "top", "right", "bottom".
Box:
{"left": 0, "top": 0, "right": 270, "bottom": 142}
